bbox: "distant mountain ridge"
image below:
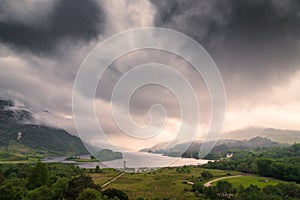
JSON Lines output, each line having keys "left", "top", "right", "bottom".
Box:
{"left": 223, "top": 127, "right": 300, "bottom": 144}
{"left": 142, "top": 136, "right": 288, "bottom": 159}
{"left": 0, "top": 99, "right": 88, "bottom": 155}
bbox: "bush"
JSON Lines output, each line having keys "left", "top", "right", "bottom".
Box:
{"left": 76, "top": 188, "right": 102, "bottom": 200}
{"left": 25, "top": 186, "right": 52, "bottom": 200}
{"left": 201, "top": 171, "right": 213, "bottom": 180}
{"left": 102, "top": 188, "right": 128, "bottom": 200}
{"left": 65, "top": 175, "right": 101, "bottom": 200}
{"left": 0, "top": 183, "right": 25, "bottom": 200}
{"left": 28, "top": 162, "right": 49, "bottom": 189}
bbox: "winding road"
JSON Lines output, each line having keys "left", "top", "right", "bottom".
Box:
{"left": 101, "top": 172, "right": 244, "bottom": 189}
{"left": 204, "top": 175, "right": 243, "bottom": 187}
{"left": 101, "top": 173, "right": 125, "bottom": 189}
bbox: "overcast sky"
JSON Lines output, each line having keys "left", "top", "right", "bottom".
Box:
{"left": 0, "top": 0, "right": 300, "bottom": 150}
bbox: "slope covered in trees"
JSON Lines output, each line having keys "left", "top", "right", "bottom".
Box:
{"left": 203, "top": 143, "right": 300, "bottom": 183}
{"left": 0, "top": 100, "right": 88, "bottom": 156}
{"left": 0, "top": 162, "right": 128, "bottom": 200}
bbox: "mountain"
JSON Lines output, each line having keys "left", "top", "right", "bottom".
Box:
{"left": 195, "top": 136, "right": 288, "bottom": 159}
{"left": 0, "top": 99, "right": 88, "bottom": 156}
{"left": 140, "top": 141, "right": 170, "bottom": 153}
{"left": 94, "top": 149, "right": 123, "bottom": 161}
{"left": 142, "top": 136, "right": 287, "bottom": 159}
{"left": 223, "top": 127, "right": 300, "bottom": 144}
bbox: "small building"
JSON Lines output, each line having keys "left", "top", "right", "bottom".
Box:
{"left": 17, "top": 132, "right": 22, "bottom": 142}
{"left": 123, "top": 160, "right": 126, "bottom": 169}
{"left": 226, "top": 153, "right": 233, "bottom": 158}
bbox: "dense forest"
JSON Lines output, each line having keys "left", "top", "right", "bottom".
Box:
{"left": 203, "top": 143, "right": 300, "bottom": 183}
{"left": 0, "top": 162, "right": 128, "bottom": 200}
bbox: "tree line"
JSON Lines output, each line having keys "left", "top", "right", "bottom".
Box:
{"left": 0, "top": 162, "right": 128, "bottom": 200}
{"left": 203, "top": 143, "right": 300, "bottom": 183}
{"left": 192, "top": 179, "right": 300, "bottom": 200}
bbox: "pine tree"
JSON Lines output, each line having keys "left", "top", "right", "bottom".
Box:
{"left": 95, "top": 165, "right": 101, "bottom": 173}
{"left": 28, "top": 161, "right": 49, "bottom": 189}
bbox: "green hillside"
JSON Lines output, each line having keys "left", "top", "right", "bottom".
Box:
{"left": 223, "top": 127, "right": 300, "bottom": 144}
{"left": 0, "top": 100, "right": 88, "bottom": 157}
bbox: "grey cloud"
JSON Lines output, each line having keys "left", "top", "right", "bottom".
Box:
{"left": 150, "top": 0, "right": 300, "bottom": 94}
{"left": 0, "top": 0, "right": 105, "bottom": 56}
{"left": 151, "top": 0, "right": 300, "bottom": 60}
{"left": 1, "top": 0, "right": 299, "bottom": 146}
{"left": 94, "top": 49, "right": 212, "bottom": 128}
{"left": 0, "top": 0, "right": 57, "bottom": 26}
{"left": 0, "top": 0, "right": 158, "bottom": 139}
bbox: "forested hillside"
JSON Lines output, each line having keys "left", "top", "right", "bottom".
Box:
{"left": 0, "top": 100, "right": 88, "bottom": 156}
{"left": 203, "top": 143, "right": 300, "bottom": 183}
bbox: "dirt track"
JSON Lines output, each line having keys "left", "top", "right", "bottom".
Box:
{"left": 204, "top": 175, "right": 243, "bottom": 187}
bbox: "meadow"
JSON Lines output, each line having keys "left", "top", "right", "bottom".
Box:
{"left": 210, "top": 175, "right": 283, "bottom": 188}
{"left": 91, "top": 167, "right": 240, "bottom": 199}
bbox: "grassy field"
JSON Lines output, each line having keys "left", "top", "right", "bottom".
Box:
{"left": 66, "top": 158, "right": 99, "bottom": 162}
{"left": 0, "top": 141, "right": 72, "bottom": 164}
{"left": 0, "top": 143, "right": 42, "bottom": 163}
{"left": 0, "top": 150, "right": 45, "bottom": 163}
{"left": 90, "top": 166, "right": 292, "bottom": 199}
{"left": 211, "top": 175, "right": 284, "bottom": 188}
{"left": 89, "top": 168, "right": 121, "bottom": 186}
{"left": 91, "top": 167, "right": 239, "bottom": 199}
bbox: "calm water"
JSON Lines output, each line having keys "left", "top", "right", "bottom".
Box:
{"left": 43, "top": 151, "right": 210, "bottom": 169}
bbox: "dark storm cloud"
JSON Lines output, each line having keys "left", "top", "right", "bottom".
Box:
{"left": 0, "top": 0, "right": 299, "bottom": 142}
{"left": 150, "top": 0, "right": 300, "bottom": 90}
{"left": 0, "top": 0, "right": 105, "bottom": 56}
{"left": 151, "top": 0, "right": 300, "bottom": 57}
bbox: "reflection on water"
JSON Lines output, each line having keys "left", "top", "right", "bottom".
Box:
{"left": 43, "top": 151, "right": 210, "bottom": 169}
